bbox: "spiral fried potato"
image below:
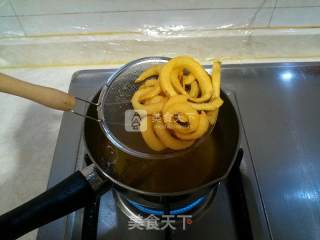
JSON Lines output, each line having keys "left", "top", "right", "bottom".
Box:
{"left": 131, "top": 56, "right": 223, "bottom": 152}
{"left": 163, "top": 102, "right": 200, "bottom": 134}
{"left": 175, "top": 111, "right": 209, "bottom": 140}
{"left": 140, "top": 116, "right": 166, "bottom": 151}
{"left": 135, "top": 65, "right": 163, "bottom": 83}
{"left": 159, "top": 56, "right": 212, "bottom": 102}
{"left": 183, "top": 74, "right": 196, "bottom": 85}
{"left": 138, "top": 79, "right": 161, "bottom": 101}
{"left": 188, "top": 80, "right": 199, "bottom": 98}
{"left": 131, "top": 87, "right": 165, "bottom": 115}
{"left": 153, "top": 117, "right": 195, "bottom": 150}
{"left": 206, "top": 61, "right": 222, "bottom": 124}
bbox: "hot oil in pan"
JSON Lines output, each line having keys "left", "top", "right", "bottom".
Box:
{"left": 113, "top": 131, "right": 223, "bottom": 193}
{"left": 85, "top": 99, "right": 224, "bottom": 193}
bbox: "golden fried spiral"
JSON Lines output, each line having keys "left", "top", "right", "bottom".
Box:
{"left": 130, "top": 56, "right": 223, "bottom": 151}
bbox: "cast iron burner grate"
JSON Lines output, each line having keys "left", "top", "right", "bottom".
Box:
{"left": 116, "top": 187, "right": 216, "bottom": 221}
{"left": 80, "top": 149, "right": 253, "bottom": 240}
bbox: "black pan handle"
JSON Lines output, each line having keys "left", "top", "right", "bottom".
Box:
{"left": 0, "top": 164, "right": 106, "bottom": 240}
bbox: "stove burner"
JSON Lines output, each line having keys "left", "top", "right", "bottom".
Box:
{"left": 126, "top": 197, "right": 206, "bottom": 216}
{"left": 115, "top": 187, "right": 218, "bottom": 229}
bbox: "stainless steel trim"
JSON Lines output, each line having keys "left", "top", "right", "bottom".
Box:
{"left": 80, "top": 164, "right": 105, "bottom": 192}
{"left": 70, "top": 110, "right": 101, "bottom": 122}
{"left": 75, "top": 96, "right": 100, "bottom": 106}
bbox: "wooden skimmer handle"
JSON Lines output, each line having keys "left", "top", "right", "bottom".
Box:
{"left": 0, "top": 73, "right": 76, "bottom": 111}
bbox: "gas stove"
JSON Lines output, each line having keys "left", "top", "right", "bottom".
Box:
{"left": 38, "top": 62, "right": 320, "bottom": 240}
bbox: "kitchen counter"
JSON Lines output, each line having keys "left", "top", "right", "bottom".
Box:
{"left": 1, "top": 60, "right": 320, "bottom": 240}
{"left": 2, "top": 0, "right": 320, "bottom": 238}
{"left": 0, "top": 65, "right": 117, "bottom": 240}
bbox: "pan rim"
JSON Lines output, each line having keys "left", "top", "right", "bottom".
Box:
{"left": 83, "top": 87, "right": 241, "bottom": 197}
{"left": 82, "top": 56, "right": 241, "bottom": 197}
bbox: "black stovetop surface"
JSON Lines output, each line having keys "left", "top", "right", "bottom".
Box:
{"left": 37, "top": 64, "right": 290, "bottom": 240}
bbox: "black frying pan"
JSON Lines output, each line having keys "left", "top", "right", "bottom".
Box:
{"left": 0, "top": 88, "right": 239, "bottom": 239}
